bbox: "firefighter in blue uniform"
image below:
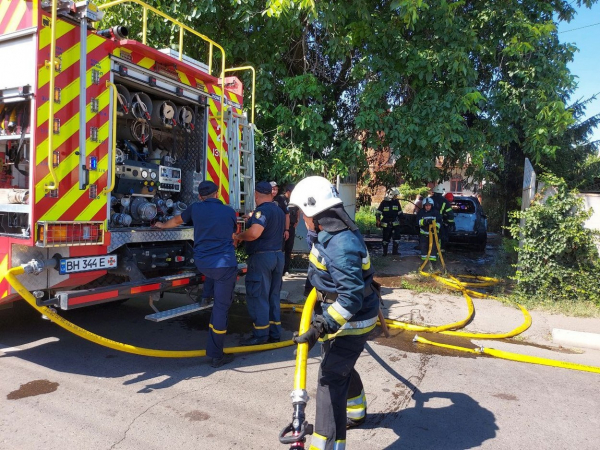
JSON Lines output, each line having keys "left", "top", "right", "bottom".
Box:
{"left": 289, "top": 176, "right": 380, "bottom": 450}
{"left": 234, "top": 181, "right": 286, "bottom": 345}
{"left": 417, "top": 197, "right": 442, "bottom": 261}
{"left": 430, "top": 184, "right": 455, "bottom": 249}
{"left": 376, "top": 187, "right": 402, "bottom": 256}
{"left": 154, "top": 180, "right": 238, "bottom": 368}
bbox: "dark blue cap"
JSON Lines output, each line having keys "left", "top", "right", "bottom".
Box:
{"left": 198, "top": 180, "right": 218, "bottom": 196}
{"left": 255, "top": 181, "right": 272, "bottom": 194}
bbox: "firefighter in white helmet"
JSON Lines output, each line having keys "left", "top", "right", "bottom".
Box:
{"left": 375, "top": 187, "right": 402, "bottom": 256}
{"left": 289, "top": 176, "right": 380, "bottom": 450}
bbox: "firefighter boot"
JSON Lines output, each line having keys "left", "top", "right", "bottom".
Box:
{"left": 392, "top": 242, "right": 400, "bottom": 256}
{"left": 382, "top": 242, "right": 388, "bottom": 256}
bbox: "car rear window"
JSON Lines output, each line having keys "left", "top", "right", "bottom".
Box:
{"left": 451, "top": 200, "right": 476, "bottom": 214}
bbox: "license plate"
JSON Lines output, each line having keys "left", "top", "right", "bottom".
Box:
{"left": 59, "top": 255, "right": 117, "bottom": 274}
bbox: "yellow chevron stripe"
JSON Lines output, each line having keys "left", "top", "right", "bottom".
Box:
{"left": 38, "top": 18, "right": 75, "bottom": 50}
{"left": 35, "top": 144, "right": 79, "bottom": 203}
{"left": 137, "top": 57, "right": 155, "bottom": 69}
{"left": 0, "top": 0, "right": 13, "bottom": 26}
{"left": 195, "top": 78, "right": 207, "bottom": 92}
{"left": 75, "top": 154, "right": 110, "bottom": 221}
{"left": 0, "top": 254, "right": 9, "bottom": 298}
{"left": 36, "top": 87, "right": 110, "bottom": 166}
{"left": 228, "top": 91, "right": 242, "bottom": 114}
{"left": 39, "top": 124, "right": 109, "bottom": 221}
{"left": 37, "top": 55, "right": 110, "bottom": 126}
{"left": 178, "top": 71, "right": 190, "bottom": 86}
{"left": 206, "top": 96, "right": 230, "bottom": 192}
{"left": 228, "top": 92, "right": 239, "bottom": 104}
{"left": 38, "top": 34, "right": 104, "bottom": 89}
{"left": 4, "top": 0, "right": 27, "bottom": 34}
{"left": 35, "top": 93, "right": 110, "bottom": 202}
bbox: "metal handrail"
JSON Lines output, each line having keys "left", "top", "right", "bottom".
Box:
{"left": 101, "top": 81, "right": 118, "bottom": 195}
{"left": 98, "top": 0, "right": 226, "bottom": 155}
{"left": 45, "top": 0, "right": 60, "bottom": 191}
{"left": 224, "top": 66, "right": 256, "bottom": 124}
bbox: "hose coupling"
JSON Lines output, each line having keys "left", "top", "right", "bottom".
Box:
{"left": 290, "top": 389, "right": 309, "bottom": 404}
{"left": 22, "top": 259, "right": 48, "bottom": 275}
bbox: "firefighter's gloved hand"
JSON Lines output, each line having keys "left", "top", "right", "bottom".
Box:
{"left": 293, "top": 315, "right": 327, "bottom": 351}
{"left": 376, "top": 220, "right": 381, "bottom": 228}
{"left": 449, "top": 223, "right": 456, "bottom": 232}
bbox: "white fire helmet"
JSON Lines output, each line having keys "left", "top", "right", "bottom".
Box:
{"left": 289, "top": 176, "right": 343, "bottom": 218}
{"left": 432, "top": 184, "right": 445, "bottom": 194}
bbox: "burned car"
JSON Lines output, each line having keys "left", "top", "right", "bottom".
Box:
{"left": 448, "top": 196, "right": 488, "bottom": 251}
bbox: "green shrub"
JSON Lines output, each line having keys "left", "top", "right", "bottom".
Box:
{"left": 507, "top": 176, "right": 600, "bottom": 305}
{"left": 398, "top": 184, "right": 430, "bottom": 200}
{"left": 355, "top": 205, "right": 379, "bottom": 235}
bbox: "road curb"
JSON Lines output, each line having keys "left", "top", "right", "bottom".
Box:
{"left": 552, "top": 328, "right": 600, "bottom": 351}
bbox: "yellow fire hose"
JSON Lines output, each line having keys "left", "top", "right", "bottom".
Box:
{"left": 414, "top": 335, "right": 600, "bottom": 374}
{"left": 293, "top": 289, "right": 317, "bottom": 390}
{"left": 5, "top": 264, "right": 295, "bottom": 357}
{"left": 279, "top": 288, "right": 317, "bottom": 447}
{"left": 384, "top": 222, "right": 600, "bottom": 374}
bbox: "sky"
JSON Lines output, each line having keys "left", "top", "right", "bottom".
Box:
{"left": 556, "top": 2, "right": 600, "bottom": 144}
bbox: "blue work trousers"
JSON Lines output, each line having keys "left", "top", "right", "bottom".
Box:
{"left": 245, "top": 251, "right": 284, "bottom": 340}
{"left": 202, "top": 277, "right": 214, "bottom": 299}
{"left": 197, "top": 266, "right": 237, "bottom": 359}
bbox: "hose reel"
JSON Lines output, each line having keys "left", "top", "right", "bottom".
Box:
{"left": 151, "top": 100, "right": 178, "bottom": 128}
{"left": 117, "top": 120, "right": 153, "bottom": 144}
{"left": 177, "top": 105, "right": 195, "bottom": 131}
{"left": 115, "top": 84, "right": 131, "bottom": 116}
{"left": 129, "top": 92, "right": 153, "bottom": 121}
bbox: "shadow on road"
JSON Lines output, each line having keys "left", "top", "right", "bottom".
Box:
{"left": 363, "top": 343, "right": 498, "bottom": 449}
{"left": 0, "top": 299, "right": 304, "bottom": 393}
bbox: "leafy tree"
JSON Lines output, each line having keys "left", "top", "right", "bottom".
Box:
{"left": 100, "top": 0, "right": 599, "bottom": 194}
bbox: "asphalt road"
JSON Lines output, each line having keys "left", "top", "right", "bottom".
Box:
{"left": 1, "top": 274, "right": 600, "bottom": 450}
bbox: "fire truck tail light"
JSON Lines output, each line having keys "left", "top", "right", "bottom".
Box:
{"left": 38, "top": 222, "right": 105, "bottom": 247}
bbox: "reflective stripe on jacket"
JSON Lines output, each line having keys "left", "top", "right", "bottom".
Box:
{"left": 308, "top": 228, "right": 379, "bottom": 340}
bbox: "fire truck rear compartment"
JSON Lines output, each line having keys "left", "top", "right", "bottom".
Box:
{"left": 107, "top": 71, "right": 208, "bottom": 231}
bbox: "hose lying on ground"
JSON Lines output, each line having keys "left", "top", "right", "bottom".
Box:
{"left": 5, "top": 265, "right": 294, "bottom": 358}
{"left": 384, "top": 222, "right": 600, "bottom": 374}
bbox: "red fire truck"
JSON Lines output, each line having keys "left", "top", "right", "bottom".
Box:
{"left": 0, "top": 0, "right": 255, "bottom": 320}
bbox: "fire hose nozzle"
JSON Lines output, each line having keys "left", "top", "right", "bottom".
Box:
{"left": 278, "top": 421, "right": 314, "bottom": 445}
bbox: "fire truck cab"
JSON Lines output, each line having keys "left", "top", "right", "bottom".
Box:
{"left": 0, "top": 0, "right": 255, "bottom": 319}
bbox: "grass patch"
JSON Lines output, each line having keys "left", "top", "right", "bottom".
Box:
{"left": 355, "top": 206, "right": 381, "bottom": 236}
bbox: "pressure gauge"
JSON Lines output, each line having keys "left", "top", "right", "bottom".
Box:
{"left": 150, "top": 171, "right": 157, "bottom": 180}
{"left": 141, "top": 170, "right": 148, "bottom": 179}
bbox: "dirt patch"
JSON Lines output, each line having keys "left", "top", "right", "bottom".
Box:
{"left": 185, "top": 410, "right": 211, "bottom": 421}
{"left": 7, "top": 380, "right": 59, "bottom": 400}
{"left": 374, "top": 329, "right": 478, "bottom": 359}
